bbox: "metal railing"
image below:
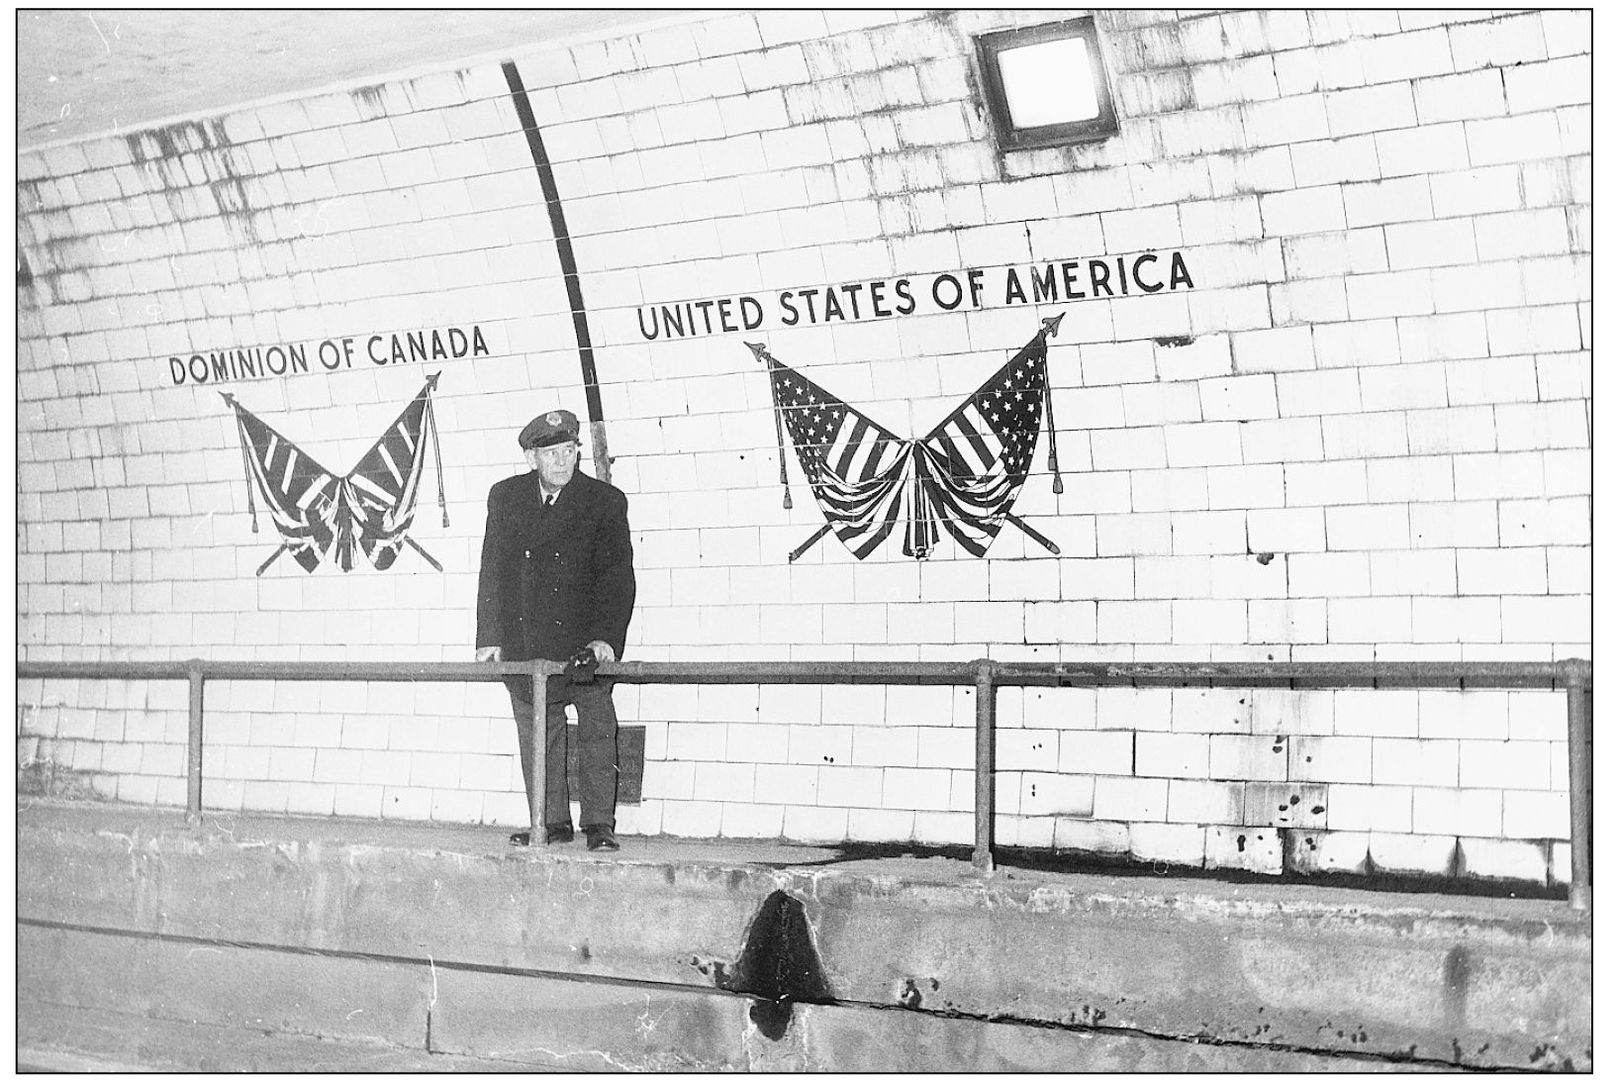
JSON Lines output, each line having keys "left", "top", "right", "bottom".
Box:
{"left": 15, "top": 656, "right": 1593, "bottom": 910}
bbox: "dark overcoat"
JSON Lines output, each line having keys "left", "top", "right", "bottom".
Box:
{"left": 476, "top": 469, "right": 636, "bottom": 666}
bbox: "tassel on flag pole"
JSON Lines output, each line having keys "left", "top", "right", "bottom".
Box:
{"left": 424, "top": 371, "right": 450, "bottom": 528}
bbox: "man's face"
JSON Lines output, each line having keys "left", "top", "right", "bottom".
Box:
{"left": 526, "top": 440, "right": 580, "bottom": 490}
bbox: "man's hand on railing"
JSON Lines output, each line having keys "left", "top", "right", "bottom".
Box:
{"left": 476, "top": 646, "right": 502, "bottom": 663}
{"left": 586, "top": 640, "right": 616, "bottom": 665}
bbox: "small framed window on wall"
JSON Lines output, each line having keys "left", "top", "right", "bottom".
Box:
{"left": 975, "top": 15, "right": 1119, "bottom": 151}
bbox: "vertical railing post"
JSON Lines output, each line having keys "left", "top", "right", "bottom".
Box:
{"left": 185, "top": 661, "right": 205, "bottom": 825}
{"left": 1561, "top": 659, "right": 1592, "bottom": 911}
{"left": 530, "top": 661, "right": 548, "bottom": 840}
{"left": 973, "top": 658, "right": 997, "bottom": 874}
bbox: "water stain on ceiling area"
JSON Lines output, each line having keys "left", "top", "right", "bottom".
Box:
{"left": 16, "top": 8, "right": 678, "bottom": 149}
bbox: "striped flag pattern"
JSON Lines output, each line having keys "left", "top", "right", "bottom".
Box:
{"left": 762, "top": 323, "right": 1056, "bottom": 561}
{"left": 228, "top": 406, "right": 340, "bottom": 572}
{"left": 332, "top": 384, "right": 436, "bottom": 570}
{"left": 914, "top": 335, "right": 1049, "bottom": 557}
{"left": 224, "top": 374, "right": 442, "bottom": 573}
{"left": 770, "top": 357, "right": 911, "bottom": 559}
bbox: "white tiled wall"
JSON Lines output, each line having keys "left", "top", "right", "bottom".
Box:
{"left": 16, "top": 9, "right": 1590, "bottom": 884}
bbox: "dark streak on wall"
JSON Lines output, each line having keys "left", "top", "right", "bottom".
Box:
{"left": 124, "top": 119, "right": 261, "bottom": 244}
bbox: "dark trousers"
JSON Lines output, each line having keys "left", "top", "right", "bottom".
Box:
{"left": 507, "top": 677, "right": 619, "bottom": 830}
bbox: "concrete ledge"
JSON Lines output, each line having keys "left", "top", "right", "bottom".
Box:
{"left": 17, "top": 802, "right": 1592, "bottom": 1071}
{"left": 20, "top": 926, "right": 1449, "bottom": 1073}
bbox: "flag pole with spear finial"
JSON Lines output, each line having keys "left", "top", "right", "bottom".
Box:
{"left": 1039, "top": 312, "right": 1064, "bottom": 496}
{"left": 747, "top": 341, "right": 793, "bottom": 510}
{"left": 220, "top": 391, "right": 259, "bottom": 533}
{"left": 999, "top": 312, "right": 1065, "bottom": 556}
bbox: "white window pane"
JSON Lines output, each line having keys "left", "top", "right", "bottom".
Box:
{"left": 998, "top": 37, "right": 1100, "bottom": 128}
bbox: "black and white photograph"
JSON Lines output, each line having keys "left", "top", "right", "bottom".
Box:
{"left": 14, "top": 6, "right": 1594, "bottom": 1071}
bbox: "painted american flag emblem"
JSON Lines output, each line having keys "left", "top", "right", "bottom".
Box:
{"left": 222, "top": 373, "right": 448, "bottom": 575}
{"left": 752, "top": 316, "right": 1065, "bottom": 562}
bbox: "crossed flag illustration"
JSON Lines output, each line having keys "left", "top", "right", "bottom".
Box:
{"left": 222, "top": 373, "right": 448, "bottom": 575}
{"left": 753, "top": 315, "right": 1066, "bottom": 562}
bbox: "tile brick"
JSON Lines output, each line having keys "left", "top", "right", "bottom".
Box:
{"left": 1240, "top": 417, "right": 1325, "bottom": 463}
{"left": 1347, "top": 269, "right": 1435, "bottom": 318}
{"left": 1054, "top": 817, "right": 1129, "bottom": 853}
{"left": 1413, "top": 68, "right": 1507, "bottom": 123}
{"left": 1128, "top": 822, "right": 1205, "bottom": 866}
{"left": 1058, "top": 730, "right": 1133, "bottom": 776}
{"left": 1241, "top": 93, "right": 1330, "bottom": 146}
{"left": 1370, "top": 549, "right": 1457, "bottom": 595}
{"left": 1325, "top": 82, "right": 1416, "bottom": 136}
{"left": 1448, "top": 14, "right": 1548, "bottom": 72}
{"left": 1506, "top": 691, "right": 1568, "bottom": 742}
{"left": 1464, "top": 113, "right": 1563, "bottom": 167}
{"left": 1258, "top": 186, "right": 1346, "bottom": 236}
{"left": 1502, "top": 55, "right": 1591, "bottom": 114}
{"left": 1245, "top": 781, "right": 1329, "bottom": 828}
{"left": 1372, "top": 737, "right": 1459, "bottom": 787}
{"left": 1326, "top": 783, "right": 1412, "bottom": 832}
{"left": 1285, "top": 829, "right": 1370, "bottom": 874}
{"left": 1290, "top": 735, "right": 1372, "bottom": 782}
{"left": 1283, "top": 463, "right": 1371, "bottom": 511}
{"left": 1289, "top": 134, "right": 1381, "bottom": 187}
{"left": 1209, "top": 734, "right": 1289, "bottom": 781}
{"left": 1368, "top": 832, "right": 1457, "bottom": 876}
{"left": 1269, "top": 278, "right": 1349, "bottom": 324}
{"left": 1501, "top": 789, "right": 1569, "bottom": 840}
{"left": 1344, "top": 176, "right": 1434, "bottom": 228}
{"left": 1411, "top": 597, "right": 1504, "bottom": 644}
{"left": 1360, "top": 27, "right": 1455, "bottom": 84}
{"left": 1021, "top": 772, "right": 1095, "bottom": 818}
{"left": 1457, "top": 835, "right": 1547, "bottom": 882}
{"left": 1199, "top": 374, "right": 1278, "bottom": 420}
{"left": 1411, "top": 785, "right": 1500, "bottom": 836}
{"left": 1205, "top": 825, "right": 1283, "bottom": 872}
{"left": 1095, "top": 777, "right": 1169, "bottom": 822}
{"left": 1539, "top": 10, "right": 1592, "bottom": 58}
{"left": 1460, "top": 740, "right": 1550, "bottom": 789}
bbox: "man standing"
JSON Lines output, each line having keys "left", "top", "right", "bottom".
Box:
{"left": 476, "top": 409, "right": 635, "bottom": 851}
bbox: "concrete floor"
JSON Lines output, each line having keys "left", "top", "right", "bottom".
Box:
{"left": 61, "top": 799, "right": 1575, "bottom": 926}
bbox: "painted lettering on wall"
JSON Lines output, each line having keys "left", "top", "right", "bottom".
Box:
{"left": 638, "top": 251, "right": 1194, "bottom": 341}
{"left": 165, "top": 324, "right": 490, "bottom": 386}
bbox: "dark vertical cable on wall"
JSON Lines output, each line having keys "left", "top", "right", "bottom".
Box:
{"left": 501, "top": 59, "right": 610, "bottom": 482}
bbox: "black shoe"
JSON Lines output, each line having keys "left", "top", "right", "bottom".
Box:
{"left": 545, "top": 824, "right": 575, "bottom": 845}
{"left": 508, "top": 830, "right": 531, "bottom": 847}
{"left": 585, "top": 826, "right": 619, "bottom": 851}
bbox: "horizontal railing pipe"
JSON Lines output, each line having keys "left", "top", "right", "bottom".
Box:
{"left": 17, "top": 659, "right": 567, "bottom": 682}
{"left": 989, "top": 659, "right": 1580, "bottom": 689}
{"left": 14, "top": 656, "right": 1592, "bottom": 907}
{"left": 19, "top": 658, "right": 1590, "bottom": 688}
